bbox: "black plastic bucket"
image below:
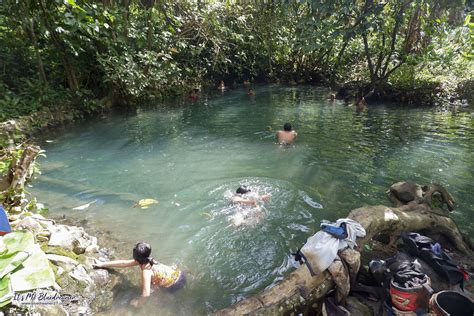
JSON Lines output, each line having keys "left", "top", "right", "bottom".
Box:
{"left": 429, "top": 290, "right": 474, "bottom": 316}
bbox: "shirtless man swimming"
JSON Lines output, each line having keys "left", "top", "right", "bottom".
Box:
{"left": 276, "top": 123, "right": 297, "bottom": 144}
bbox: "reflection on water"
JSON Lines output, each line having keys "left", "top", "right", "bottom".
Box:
{"left": 31, "top": 85, "right": 474, "bottom": 314}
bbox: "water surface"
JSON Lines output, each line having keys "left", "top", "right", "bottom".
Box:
{"left": 31, "top": 85, "right": 474, "bottom": 315}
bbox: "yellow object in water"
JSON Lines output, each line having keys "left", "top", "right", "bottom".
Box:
{"left": 200, "top": 212, "right": 212, "bottom": 218}
{"left": 134, "top": 199, "right": 159, "bottom": 208}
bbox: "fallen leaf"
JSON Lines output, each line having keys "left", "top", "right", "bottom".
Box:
{"left": 133, "top": 199, "right": 159, "bottom": 209}
{"left": 72, "top": 200, "right": 97, "bottom": 210}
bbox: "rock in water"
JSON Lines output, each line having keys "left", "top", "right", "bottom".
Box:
{"left": 389, "top": 181, "right": 422, "bottom": 203}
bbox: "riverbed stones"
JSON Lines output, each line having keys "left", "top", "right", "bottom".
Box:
{"left": 57, "top": 266, "right": 65, "bottom": 276}
{"left": 48, "top": 224, "right": 96, "bottom": 255}
{"left": 90, "top": 269, "right": 110, "bottom": 285}
{"left": 15, "top": 216, "right": 42, "bottom": 234}
{"left": 69, "top": 265, "right": 93, "bottom": 285}
{"left": 30, "top": 304, "right": 68, "bottom": 316}
{"left": 46, "top": 254, "right": 79, "bottom": 272}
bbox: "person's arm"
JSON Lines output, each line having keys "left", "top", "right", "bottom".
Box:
{"left": 232, "top": 196, "right": 257, "bottom": 206}
{"left": 260, "top": 194, "right": 271, "bottom": 203}
{"left": 94, "top": 259, "right": 138, "bottom": 269}
{"left": 130, "top": 268, "right": 152, "bottom": 307}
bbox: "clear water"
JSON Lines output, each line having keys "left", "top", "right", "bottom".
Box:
{"left": 31, "top": 85, "right": 474, "bottom": 315}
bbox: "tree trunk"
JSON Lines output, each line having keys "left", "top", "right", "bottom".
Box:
{"left": 146, "top": 5, "right": 154, "bottom": 50}
{"left": 122, "top": 0, "right": 131, "bottom": 38}
{"left": 26, "top": 18, "right": 48, "bottom": 87}
{"left": 38, "top": 0, "right": 79, "bottom": 91}
{"left": 3, "top": 145, "right": 41, "bottom": 206}
{"left": 19, "top": 1, "right": 48, "bottom": 87}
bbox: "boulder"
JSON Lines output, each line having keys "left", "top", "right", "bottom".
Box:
{"left": 85, "top": 244, "right": 99, "bottom": 254}
{"left": 15, "top": 216, "right": 42, "bottom": 234}
{"left": 48, "top": 225, "right": 93, "bottom": 255}
{"left": 46, "top": 254, "right": 79, "bottom": 272}
{"left": 388, "top": 181, "right": 422, "bottom": 204}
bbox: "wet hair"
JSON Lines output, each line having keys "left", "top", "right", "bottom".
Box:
{"left": 133, "top": 242, "right": 156, "bottom": 265}
{"left": 236, "top": 185, "right": 251, "bottom": 195}
{"left": 283, "top": 123, "right": 292, "bottom": 131}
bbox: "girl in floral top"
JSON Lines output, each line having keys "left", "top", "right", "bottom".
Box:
{"left": 93, "top": 241, "right": 185, "bottom": 307}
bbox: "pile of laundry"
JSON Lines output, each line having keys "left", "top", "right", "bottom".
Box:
{"left": 292, "top": 218, "right": 473, "bottom": 316}
{"left": 293, "top": 218, "right": 366, "bottom": 304}
{"left": 361, "top": 233, "right": 472, "bottom": 315}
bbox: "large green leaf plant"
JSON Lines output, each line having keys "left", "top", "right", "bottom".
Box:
{"left": 0, "top": 231, "right": 55, "bottom": 307}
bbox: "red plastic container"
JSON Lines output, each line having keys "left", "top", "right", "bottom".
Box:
{"left": 390, "top": 277, "right": 429, "bottom": 311}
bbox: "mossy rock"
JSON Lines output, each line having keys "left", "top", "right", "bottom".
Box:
{"left": 41, "top": 245, "right": 85, "bottom": 263}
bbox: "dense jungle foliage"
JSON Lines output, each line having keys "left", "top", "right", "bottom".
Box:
{"left": 0, "top": 0, "right": 473, "bottom": 121}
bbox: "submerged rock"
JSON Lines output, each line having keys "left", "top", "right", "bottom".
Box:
{"left": 90, "top": 269, "right": 110, "bottom": 285}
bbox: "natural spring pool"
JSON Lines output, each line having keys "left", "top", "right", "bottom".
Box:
{"left": 31, "top": 85, "right": 474, "bottom": 315}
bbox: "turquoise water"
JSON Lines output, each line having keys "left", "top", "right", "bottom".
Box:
{"left": 31, "top": 85, "right": 474, "bottom": 315}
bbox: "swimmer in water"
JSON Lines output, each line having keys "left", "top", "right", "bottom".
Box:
{"left": 93, "top": 241, "right": 185, "bottom": 307}
{"left": 230, "top": 185, "right": 271, "bottom": 227}
{"left": 276, "top": 123, "right": 297, "bottom": 145}
{"left": 232, "top": 185, "right": 271, "bottom": 206}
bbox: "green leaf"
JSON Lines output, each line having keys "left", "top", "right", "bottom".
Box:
{"left": 0, "top": 232, "right": 55, "bottom": 293}
{"left": 464, "top": 14, "right": 471, "bottom": 26}
{"left": 0, "top": 275, "right": 12, "bottom": 308}
{"left": 0, "top": 251, "right": 29, "bottom": 279}
{"left": 2, "top": 231, "right": 34, "bottom": 254}
{"left": 10, "top": 244, "right": 55, "bottom": 292}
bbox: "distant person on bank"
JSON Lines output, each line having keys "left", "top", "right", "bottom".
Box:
{"left": 188, "top": 88, "right": 199, "bottom": 101}
{"left": 93, "top": 242, "right": 185, "bottom": 307}
{"left": 276, "top": 123, "right": 297, "bottom": 144}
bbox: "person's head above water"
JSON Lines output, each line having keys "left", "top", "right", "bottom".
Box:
{"left": 236, "top": 185, "right": 251, "bottom": 195}
{"left": 283, "top": 123, "right": 292, "bottom": 132}
{"left": 133, "top": 241, "right": 155, "bottom": 265}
